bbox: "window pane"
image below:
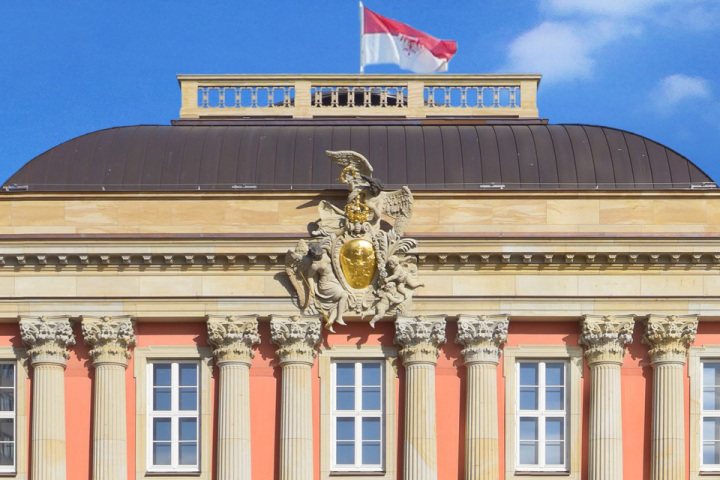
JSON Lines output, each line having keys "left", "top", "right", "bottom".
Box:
{"left": 336, "top": 387, "right": 354, "bottom": 410}
{"left": 0, "top": 443, "right": 12, "bottom": 466}
{"left": 546, "top": 418, "right": 564, "bottom": 441}
{"left": 519, "top": 442, "right": 538, "bottom": 464}
{"left": 336, "top": 418, "right": 354, "bottom": 441}
{"left": 519, "top": 387, "right": 538, "bottom": 410}
{"left": 519, "top": 417, "right": 538, "bottom": 440}
{"left": 519, "top": 363, "right": 538, "bottom": 385}
{"left": 704, "top": 442, "right": 720, "bottom": 465}
{"left": 0, "top": 365, "right": 13, "bottom": 388}
{"left": 179, "top": 418, "right": 197, "bottom": 441}
{"left": 336, "top": 443, "right": 354, "bottom": 464}
{"left": 704, "top": 387, "right": 720, "bottom": 410}
{"left": 179, "top": 388, "right": 197, "bottom": 411}
{"left": 153, "top": 443, "right": 171, "bottom": 465}
{"left": 546, "top": 442, "right": 564, "bottom": 465}
{"left": 362, "top": 418, "right": 381, "bottom": 441}
{"left": 362, "top": 442, "right": 381, "bottom": 465}
{"left": 362, "top": 387, "right": 381, "bottom": 410}
{"left": 336, "top": 363, "right": 355, "bottom": 386}
{"left": 362, "top": 363, "right": 381, "bottom": 386}
{"left": 152, "top": 418, "right": 171, "bottom": 441}
{"left": 179, "top": 364, "right": 197, "bottom": 387}
{"left": 705, "top": 363, "right": 720, "bottom": 386}
{"left": 179, "top": 442, "right": 197, "bottom": 465}
{"left": 0, "top": 390, "right": 13, "bottom": 412}
{"left": 546, "top": 363, "right": 565, "bottom": 386}
{"left": 705, "top": 418, "right": 720, "bottom": 441}
{"left": 153, "top": 364, "right": 171, "bottom": 386}
{"left": 153, "top": 388, "right": 171, "bottom": 411}
{"left": 546, "top": 387, "right": 565, "bottom": 410}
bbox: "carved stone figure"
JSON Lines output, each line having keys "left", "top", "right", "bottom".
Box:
{"left": 285, "top": 150, "right": 422, "bottom": 330}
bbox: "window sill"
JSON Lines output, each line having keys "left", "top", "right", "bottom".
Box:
{"left": 330, "top": 471, "right": 387, "bottom": 476}
{"left": 506, "top": 471, "right": 577, "bottom": 480}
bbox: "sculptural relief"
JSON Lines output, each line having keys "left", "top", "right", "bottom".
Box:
{"left": 286, "top": 150, "right": 422, "bottom": 330}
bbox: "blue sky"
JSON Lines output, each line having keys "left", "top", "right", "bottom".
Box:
{"left": 1, "top": 0, "right": 718, "bottom": 185}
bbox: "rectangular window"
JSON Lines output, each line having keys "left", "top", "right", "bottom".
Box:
{"left": 516, "top": 361, "right": 567, "bottom": 471}
{"left": 331, "top": 360, "right": 384, "bottom": 472}
{"left": 702, "top": 361, "right": 720, "bottom": 470}
{"left": 0, "top": 363, "right": 15, "bottom": 472}
{"left": 147, "top": 361, "right": 199, "bottom": 473}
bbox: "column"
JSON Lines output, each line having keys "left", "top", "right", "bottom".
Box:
{"left": 207, "top": 315, "right": 261, "bottom": 480}
{"left": 270, "top": 315, "right": 322, "bottom": 480}
{"left": 455, "top": 314, "right": 508, "bottom": 480}
{"left": 81, "top": 315, "right": 135, "bottom": 480}
{"left": 394, "top": 314, "right": 447, "bottom": 480}
{"left": 579, "top": 314, "right": 635, "bottom": 480}
{"left": 642, "top": 314, "right": 699, "bottom": 480}
{"left": 19, "top": 315, "right": 76, "bottom": 480}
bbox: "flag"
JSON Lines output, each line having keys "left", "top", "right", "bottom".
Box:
{"left": 360, "top": 4, "right": 457, "bottom": 74}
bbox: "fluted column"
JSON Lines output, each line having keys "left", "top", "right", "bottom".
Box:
{"left": 81, "top": 315, "right": 135, "bottom": 480}
{"left": 579, "top": 314, "right": 635, "bottom": 480}
{"left": 19, "top": 315, "right": 76, "bottom": 480}
{"left": 455, "top": 314, "right": 508, "bottom": 480}
{"left": 270, "top": 315, "right": 322, "bottom": 480}
{"left": 207, "top": 315, "right": 260, "bottom": 480}
{"left": 642, "top": 314, "right": 698, "bottom": 480}
{"left": 394, "top": 314, "right": 447, "bottom": 480}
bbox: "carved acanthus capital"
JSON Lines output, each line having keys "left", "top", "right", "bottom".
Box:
{"left": 579, "top": 314, "right": 635, "bottom": 365}
{"left": 394, "top": 315, "right": 447, "bottom": 365}
{"left": 270, "top": 315, "right": 322, "bottom": 366}
{"left": 456, "top": 314, "right": 508, "bottom": 365}
{"left": 642, "top": 314, "right": 699, "bottom": 364}
{"left": 19, "top": 315, "right": 76, "bottom": 366}
{"left": 207, "top": 315, "right": 260, "bottom": 365}
{"left": 81, "top": 315, "right": 135, "bottom": 365}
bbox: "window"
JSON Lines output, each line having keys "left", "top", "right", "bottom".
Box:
{"left": 134, "top": 346, "right": 213, "bottom": 480}
{"left": 689, "top": 346, "right": 720, "bottom": 479}
{"left": 504, "top": 345, "right": 583, "bottom": 480}
{"left": 319, "top": 345, "right": 398, "bottom": 480}
{"left": 147, "top": 362, "right": 200, "bottom": 472}
{"left": 0, "top": 348, "right": 28, "bottom": 478}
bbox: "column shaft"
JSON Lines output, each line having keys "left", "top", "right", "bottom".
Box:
{"left": 651, "top": 363, "right": 685, "bottom": 480}
{"left": 465, "top": 363, "right": 498, "bottom": 480}
{"left": 588, "top": 362, "right": 623, "bottom": 480}
{"left": 279, "top": 362, "right": 313, "bottom": 480}
{"left": 405, "top": 363, "right": 437, "bottom": 480}
{"left": 92, "top": 363, "right": 128, "bottom": 480}
{"left": 217, "top": 362, "right": 252, "bottom": 480}
{"left": 32, "top": 363, "right": 67, "bottom": 480}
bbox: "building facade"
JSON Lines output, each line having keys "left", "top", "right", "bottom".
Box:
{"left": 0, "top": 74, "right": 719, "bottom": 480}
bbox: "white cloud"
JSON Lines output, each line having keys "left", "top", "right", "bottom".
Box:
{"left": 652, "top": 74, "right": 712, "bottom": 113}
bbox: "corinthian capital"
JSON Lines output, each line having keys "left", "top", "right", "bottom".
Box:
{"left": 207, "top": 314, "right": 260, "bottom": 365}
{"left": 270, "top": 315, "right": 322, "bottom": 365}
{"left": 642, "top": 314, "right": 698, "bottom": 364}
{"left": 394, "top": 315, "right": 447, "bottom": 365}
{"left": 19, "top": 315, "right": 76, "bottom": 366}
{"left": 81, "top": 315, "right": 135, "bottom": 365}
{"left": 456, "top": 314, "right": 508, "bottom": 364}
{"left": 579, "top": 314, "right": 635, "bottom": 365}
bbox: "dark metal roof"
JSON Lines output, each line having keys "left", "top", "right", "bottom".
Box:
{"left": 3, "top": 124, "right": 713, "bottom": 192}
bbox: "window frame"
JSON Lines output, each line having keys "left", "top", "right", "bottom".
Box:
{"left": 134, "top": 345, "right": 213, "bottom": 480}
{"left": 689, "top": 346, "right": 720, "bottom": 479}
{"left": 0, "top": 348, "right": 27, "bottom": 479}
{"left": 504, "top": 345, "right": 583, "bottom": 480}
{"left": 319, "top": 345, "right": 398, "bottom": 480}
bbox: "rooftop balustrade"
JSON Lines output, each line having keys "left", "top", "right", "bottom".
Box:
{"left": 177, "top": 74, "right": 540, "bottom": 119}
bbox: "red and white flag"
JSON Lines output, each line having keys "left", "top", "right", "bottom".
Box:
{"left": 360, "top": 4, "right": 457, "bottom": 74}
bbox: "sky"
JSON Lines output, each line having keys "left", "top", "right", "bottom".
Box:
{"left": 1, "top": 0, "right": 719, "bottom": 185}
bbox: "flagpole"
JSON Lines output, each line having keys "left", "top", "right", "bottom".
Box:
{"left": 359, "top": 1, "right": 365, "bottom": 74}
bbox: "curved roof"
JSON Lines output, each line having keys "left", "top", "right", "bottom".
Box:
{"left": 3, "top": 123, "right": 713, "bottom": 191}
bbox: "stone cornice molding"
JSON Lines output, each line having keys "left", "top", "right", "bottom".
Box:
{"left": 642, "top": 314, "right": 699, "bottom": 364}
{"left": 19, "top": 315, "right": 76, "bottom": 366}
{"left": 80, "top": 315, "right": 136, "bottom": 366}
{"left": 394, "top": 315, "right": 447, "bottom": 365}
{"left": 270, "top": 315, "right": 322, "bottom": 366}
{"left": 579, "top": 314, "right": 635, "bottom": 365}
{"left": 207, "top": 314, "right": 260, "bottom": 365}
{"left": 455, "top": 314, "right": 509, "bottom": 365}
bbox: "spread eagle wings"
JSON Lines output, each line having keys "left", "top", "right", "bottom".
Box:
{"left": 325, "top": 150, "right": 374, "bottom": 177}
{"left": 377, "top": 186, "right": 414, "bottom": 236}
